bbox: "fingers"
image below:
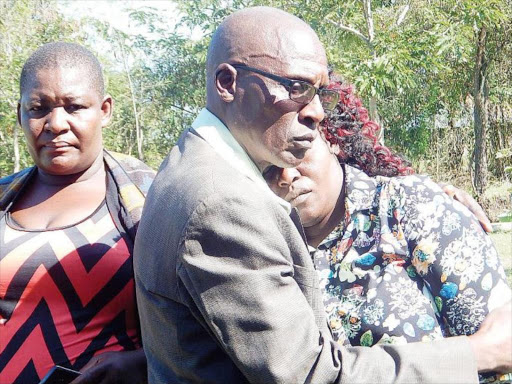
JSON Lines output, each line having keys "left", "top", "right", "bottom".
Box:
{"left": 441, "top": 184, "right": 493, "bottom": 233}
{"left": 71, "top": 366, "right": 106, "bottom": 384}
{"left": 77, "top": 355, "right": 101, "bottom": 373}
{"left": 71, "top": 357, "right": 107, "bottom": 384}
{"left": 453, "top": 189, "right": 493, "bottom": 233}
{"left": 463, "top": 197, "right": 493, "bottom": 233}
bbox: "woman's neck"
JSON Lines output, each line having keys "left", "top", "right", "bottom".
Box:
{"left": 36, "top": 151, "right": 105, "bottom": 187}
{"left": 305, "top": 166, "right": 346, "bottom": 248}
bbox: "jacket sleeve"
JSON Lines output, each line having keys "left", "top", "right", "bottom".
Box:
{"left": 177, "top": 190, "right": 478, "bottom": 384}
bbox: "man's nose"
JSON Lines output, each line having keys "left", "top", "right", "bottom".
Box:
{"left": 277, "top": 167, "right": 301, "bottom": 188}
{"left": 298, "top": 94, "right": 325, "bottom": 127}
{"left": 45, "top": 107, "right": 70, "bottom": 134}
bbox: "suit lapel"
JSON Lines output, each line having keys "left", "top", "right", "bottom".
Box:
{"left": 289, "top": 207, "right": 308, "bottom": 248}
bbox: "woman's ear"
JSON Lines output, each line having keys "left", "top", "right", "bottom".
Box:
{"left": 100, "top": 95, "right": 114, "bottom": 128}
{"left": 215, "top": 63, "right": 237, "bottom": 103}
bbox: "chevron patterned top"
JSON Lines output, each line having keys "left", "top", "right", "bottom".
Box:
{"left": 0, "top": 201, "right": 141, "bottom": 384}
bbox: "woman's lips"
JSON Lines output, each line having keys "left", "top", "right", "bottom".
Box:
{"left": 44, "top": 141, "right": 73, "bottom": 148}
{"left": 42, "top": 141, "right": 76, "bottom": 154}
{"left": 285, "top": 188, "right": 312, "bottom": 206}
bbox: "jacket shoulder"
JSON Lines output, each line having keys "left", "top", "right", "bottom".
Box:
{"left": 0, "top": 167, "right": 35, "bottom": 211}
{"left": 0, "top": 167, "right": 33, "bottom": 186}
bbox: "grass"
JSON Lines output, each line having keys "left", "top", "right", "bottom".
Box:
{"left": 489, "top": 231, "right": 512, "bottom": 285}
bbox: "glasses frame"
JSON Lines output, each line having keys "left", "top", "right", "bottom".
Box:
{"left": 231, "top": 64, "right": 339, "bottom": 111}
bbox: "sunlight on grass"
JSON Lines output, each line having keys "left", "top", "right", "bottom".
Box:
{"left": 489, "top": 231, "right": 512, "bottom": 285}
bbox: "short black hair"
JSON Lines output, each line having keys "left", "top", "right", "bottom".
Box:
{"left": 20, "top": 42, "right": 104, "bottom": 98}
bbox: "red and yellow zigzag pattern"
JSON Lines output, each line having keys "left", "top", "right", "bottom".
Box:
{"left": 0, "top": 207, "right": 140, "bottom": 383}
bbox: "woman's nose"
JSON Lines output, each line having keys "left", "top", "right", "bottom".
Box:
{"left": 45, "top": 107, "right": 70, "bottom": 134}
{"left": 277, "top": 167, "right": 301, "bottom": 188}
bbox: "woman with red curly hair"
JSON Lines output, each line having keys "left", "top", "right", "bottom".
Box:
{"left": 265, "top": 82, "right": 511, "bottom": 383}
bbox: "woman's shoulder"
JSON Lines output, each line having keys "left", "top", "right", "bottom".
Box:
{"left": 0, "top": 167, "right": 34, "bottom": 186}
{"left": 345, "top": 165, "right": 448, "bottom": 213}
{"left": 103, "top": 150, "right": 156, "bottom": 195}
{"left": 382, "top": 173, "right": 441, "bottom": 192}
{"left": 0, "top": 167, "right": 36, "bottom": 208}
{"left": 106, "top": 151, "right": 155, "bottom": 173}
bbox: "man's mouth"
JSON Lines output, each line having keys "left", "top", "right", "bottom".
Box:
{"left": 292, "top": 133, "right": 316, "bottom": 150}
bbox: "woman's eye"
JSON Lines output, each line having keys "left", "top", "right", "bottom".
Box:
{"left": 263, "top": 166, "right": 281, "bottom": 183}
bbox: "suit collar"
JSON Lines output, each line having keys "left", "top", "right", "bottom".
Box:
{"left": 192, "top": 108, "right": 291, "bottom": 214}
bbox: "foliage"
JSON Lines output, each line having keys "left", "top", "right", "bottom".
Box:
{"left": 1, "top": 0, "right": 511, "bottom": 215}
{"left": 0, "top": 0, "right": 88, "bottom": 176}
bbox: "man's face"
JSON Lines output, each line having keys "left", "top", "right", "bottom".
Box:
{"left": 18, "top": 66, "right": 111, "bottom": 176}
{"left": 264, "top": 136, "right": 343, "bottom": 228}
{"left": 231, "top": 28, "right": 329, "bottom": 172}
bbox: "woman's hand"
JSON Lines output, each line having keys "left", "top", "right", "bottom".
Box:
{"left": 71, "top": 349, "right": 147, "bottom": 384}
{"left": 439, "top": 183, "right": 493, "bottom": 233}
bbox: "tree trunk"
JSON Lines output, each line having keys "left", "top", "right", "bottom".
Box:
{"left": 362, "top": 0, "right": 384, "bottom": 144}
{"left": 369, "top": 96, "right": 383, "bottom": 144}
{"left": 472, "top": 26, "right": 488, "bottom": 197}
{"left": 118, "top": 38, "right": 144, "bottom": 161}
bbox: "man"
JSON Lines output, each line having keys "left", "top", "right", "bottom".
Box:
{"left": 134, "top": 7, "right": 511, "bottom": 383}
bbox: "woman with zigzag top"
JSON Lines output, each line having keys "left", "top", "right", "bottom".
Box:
{"left": 0, "top": 42, "right": 153, "bottom": 384}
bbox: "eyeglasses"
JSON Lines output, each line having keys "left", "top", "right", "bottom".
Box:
{"left": 231, "top": 64, "right": 339, "bottom": 111}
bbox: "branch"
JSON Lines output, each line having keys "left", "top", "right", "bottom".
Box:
{"left": 362, "top": 0, "right": 375, "bottom": 42}
{"left": 396, "top": 4, "right": 410, "bottom": 26}
{"left": 326, "top": 18, "right": 370, "bottom": 46}
{"left": 167, "top": 103, "right": 195, "bottom": 115}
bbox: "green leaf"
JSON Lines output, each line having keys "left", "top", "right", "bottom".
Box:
{"left": 360, "top": 330, "right": 374, "bottom": 347}
{"left": 435, "top": 296, "right": 443, "bottom": 312}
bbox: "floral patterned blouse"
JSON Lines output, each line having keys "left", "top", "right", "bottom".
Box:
{"left": 312, "top": 166, "right": 511, "bottom": 383}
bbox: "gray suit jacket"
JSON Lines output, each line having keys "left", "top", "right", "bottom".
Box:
{"left": 134, "top": 128, "right": 478, "bottom": 384}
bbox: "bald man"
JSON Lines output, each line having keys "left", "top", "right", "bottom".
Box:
{"left": 133, "top": 7, "right": 509, "bottom": 383}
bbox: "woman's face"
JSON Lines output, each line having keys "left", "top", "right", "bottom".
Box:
{"left": 264, "top": 136, "right": 343, "bottom": 227}
{"left": 17, "top": 66, "right": 112, "bottom": 176}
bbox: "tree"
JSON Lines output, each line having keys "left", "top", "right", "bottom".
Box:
{"left": 0, "top": 0, "right": 86, "bottom": 176}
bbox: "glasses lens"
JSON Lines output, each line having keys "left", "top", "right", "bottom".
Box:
{"left": 319, "top": 90, "right": 339, "bottom": 111}
{"left": 289, "top": 81, "right": 316, "bottom": 104}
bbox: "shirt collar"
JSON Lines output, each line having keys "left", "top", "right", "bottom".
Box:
{"left": 192, "top": 108, "right": 291, "bottom": 214}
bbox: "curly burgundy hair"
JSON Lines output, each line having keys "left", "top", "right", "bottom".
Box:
{"left": 321, "top": 81, "right": 414, "bottom": 177}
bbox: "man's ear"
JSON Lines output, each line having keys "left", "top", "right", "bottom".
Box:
{"left": 215, "top": 63, "right": 237, "bottom": 103}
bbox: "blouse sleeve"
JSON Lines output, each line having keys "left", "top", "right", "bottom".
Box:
{"left": 394, "top": 175, "right": 510, "bottom": 337}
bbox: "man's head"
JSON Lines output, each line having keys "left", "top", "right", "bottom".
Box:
{"left": 18, "top": 42, "right": 112, "bottom": 176}
{"left": 206, "top": 7, "right": 330, "bottom": 172}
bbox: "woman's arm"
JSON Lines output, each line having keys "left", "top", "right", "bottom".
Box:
{"left": 71, "top": 349, "right": 147, "bottom": 384}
